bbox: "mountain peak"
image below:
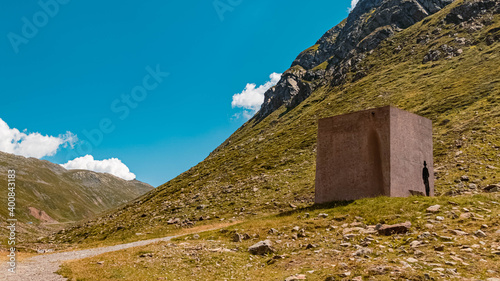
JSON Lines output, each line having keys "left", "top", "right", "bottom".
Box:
{"left": 258, "top": 0, "right": 455, "bottom": 119}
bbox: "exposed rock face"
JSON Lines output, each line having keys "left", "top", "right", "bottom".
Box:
{"left": 257, "top": 0, "right": 455, "bottom": 119}
{"left": 28, "top": 207, "right": 58, "bottom": 223}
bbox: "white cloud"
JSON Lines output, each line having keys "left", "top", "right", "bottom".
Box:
{"left": 231, "top": 72, "right": 282, "bottom": 119}
{"left": 61, "top": 155, "right": 136, "bottom": 181}
{"left": 0, "top": 118, "right": 77, "bottom": 159}
{"left": 349, "top": 0, "right": 360, "bottom": 12}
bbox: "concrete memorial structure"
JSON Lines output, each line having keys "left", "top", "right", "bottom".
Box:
{"left": 315, "top": 106, "right": 434, "bottom": 203}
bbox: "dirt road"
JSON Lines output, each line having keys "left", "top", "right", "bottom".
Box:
{"left": 0, "top": 235, "right": 176, "bottom": 281}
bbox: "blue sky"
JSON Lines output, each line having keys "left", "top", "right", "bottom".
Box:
{"left": 0, "top": 0, "right": 354, "bottom": 186}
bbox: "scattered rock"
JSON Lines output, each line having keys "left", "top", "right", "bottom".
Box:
{"left": 427, "top": 205, "right": 441, "bottom": 213}
{"left": 439, "top": 235, "right": 453, "bottom": 241}
{"left": 368, "top": 266, "right": 389, "bottom": 275}
{"left": 353, "top": 247, "right": 372, "bottom": 256}
{"left": 418, "top": 232, "right": 431, "bottom": 239}
{"left": 423, "top": 49, "right": 441, "bottom": 63}
{"left": 285, "top": 274, "right": 306, "bottom": 281}
{"left": 268, "top": 228, "right": 279, "bottom": 235}
{"left": 318, "top": 213, "right": 329, "bottom": 218}
{"left": 434, "top": 245, "right": 445, "bottom": 251}
{"left": 433, "top": 267, "right": 445, "bottom": 272}
{"left": 192, "top": 234, "right": 200, "bottom": 240}
{"left": 343, "top": 227, "right": 364, "bottom": 234}
{"left": 377, "top": 221, "right": 411, "bottom": 236}
{"left": 249, "top": 240, "right": 275, "bottom": 255}
{"left": 139, "top": 252, "right": 153, "bottom": 258}
{"left": 341, "top": 271, "right": 351, "bottom": 277}
{"left": 459, "top": 212, "right": 473, "bottom": 219}
{"left": 424, "top": 223, "right": 434, "bottom": 229}
{"left": 450, "top": 229, "right": 468, "bottom": 236}
{"left": 232, "top": 233, "right": 243, "bottom": 242}
{"left": 167, "top": 218, "right": 180, "bottom": 225}
{"left": 461, "top": 175, "right": 470, "bottom": 181}
{"left": 407, "top": 257, "right": 419, "bottom": 263}
{"left": 306, "top": 243, "right": 317, "bottom": 250}
{"left": 410, "top": 240, "right": 423, "bottom": 248}
{"left": 484, "top": 184, "right": 500, "bottom": 192}
{"left": 474, "top": 230, "right": 487, "bottom": 238}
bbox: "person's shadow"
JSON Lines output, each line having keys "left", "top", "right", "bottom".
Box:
{"left": 423, "top": 161, "right": 430, "bottom": 196}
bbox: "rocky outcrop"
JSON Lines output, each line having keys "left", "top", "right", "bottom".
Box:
{"left": 257, "top": 0, "right": 455, "bottom": 120}
{"left": 445, "top": 0, "right": 500, "bottom": 25}
{"left": 28, "top": 207, "right": 58, "bottom": 223}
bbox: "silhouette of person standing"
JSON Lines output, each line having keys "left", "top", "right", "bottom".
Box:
{"left": 423, "top": 161, "right": 430, "bottom": 196}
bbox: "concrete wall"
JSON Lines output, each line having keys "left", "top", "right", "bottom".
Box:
{"left": 315, "top": 106, "right": 433, "bottom": 203}
{"left": 389, "top": 107, "right": 434, "bottom": 197}
{"left": 315, "top": 107, "right": 391, "bottom": 203}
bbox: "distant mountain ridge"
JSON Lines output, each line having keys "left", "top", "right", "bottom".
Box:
{"left": 0, "top": 151, "right": 153, "bottom": 239}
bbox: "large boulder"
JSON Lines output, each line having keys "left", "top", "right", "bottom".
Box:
{"left": 249, "top": 240, "right": 276, "bottom": 255}
{"left": 377, "top": 221, "right": 412, "bottom": 235}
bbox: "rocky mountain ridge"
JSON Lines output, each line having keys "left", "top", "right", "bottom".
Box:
{"left": 258, "top": 0, "right": 493, "bottom": 118}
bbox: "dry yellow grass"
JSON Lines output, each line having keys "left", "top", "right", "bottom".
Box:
{"left": 58, "top": 193, "right": 500, "bottom": 280}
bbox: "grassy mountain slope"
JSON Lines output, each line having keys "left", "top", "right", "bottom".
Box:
{"left": 52, "top": 0, "right": 499, "bottom": 246}
{"left": 59, "top": 194, "right": 500, "bottom": 280}
{"left": 0, "top": 151, "right": 153, "bottom": 243}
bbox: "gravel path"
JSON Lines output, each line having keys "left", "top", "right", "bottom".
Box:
{"left": 1, "top": 235, "right": 177, "bottom": 281}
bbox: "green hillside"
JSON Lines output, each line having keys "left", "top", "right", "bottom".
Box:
{"left": 0, "top": 151, "right": 153, "bottom": 244}
{"left": 51, "top": 0, "right": 499, "bottom": 247}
